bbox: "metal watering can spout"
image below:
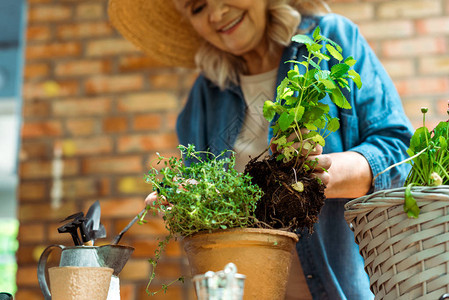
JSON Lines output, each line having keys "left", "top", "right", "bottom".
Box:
{"left": 37, "top": 244, "right": 134, "bottom": 300}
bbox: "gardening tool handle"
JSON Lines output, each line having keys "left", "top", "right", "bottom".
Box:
{"left": 37, "top": 244, "right": 65, "bottom": 300}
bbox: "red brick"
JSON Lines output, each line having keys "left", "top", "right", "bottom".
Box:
{"left": 19, "top": 141, "right": 51, "bottom": 160}
{"left": 23, "top": 80, "right": 80, "bottom": 99}
{"left": 22, "top": 100, "right": 51, "bottom": 118}
{"left": 416, "top": 17, "right": 449, "bottom": 35}
{"left": 395, "top": 77, "right": 449, "bottom": 96}
{"left": 56, "top": 22, "right": 113, "bottom": 39}
{"left": 19, "top": 159, "right": 79, "bottom": 179}
{"left": 437, "top": 99, "right": 449, "bottom": 116}
{"left": 402, "top": 98, "right": 433, "bottom": 118}
{"left": 19, "top": 202, "right": 77, "bottom": 222}
{"left": 61, "top": 177, "right": 110, "bottom": 198}
{"left": 18, "top": 223, "right": 45, "bottom": 243}
{"left": 24, "top": 63, "right": 50, "bottom": 79}
{"left": 419, "top": 56, "right": 449, "bottom": 75}
{"left": 55, "top": 59, "right": 111, "bottom": 77}
{"left": 60, "top": 136, "right": 113, "bottom": 156}
{"left": 26, "top": 42, "right": 82, "bottom": 60}
{"left": 18, "top": 181, "right": 48, "bottom": 202}
{"left": 358, "top": 20, "right": 413, "bottom": 39}
{"left": 119, "top": 55, "right": 167, "bottom": 72}
{"left": 52, "top": 97, "right": 111, "bottom": 116}
{"left": 377, "top": 0, "right": 441, "bottom": 18}
{"left": 16, "top": 266, "right": 38, "bottom": 286}
{"left": 82, "top": 156, "right": 143, "bottom": 174}
{"left": 115, "top": 215, "right": 167, "bottom": 238}
{"left": 26, "top": 25, "right": 52, "bottom": 41}
{"left": 117, "top": 133, "right": 179, "bottom": 153}
{"left": 86, "top": 197, "right": 144, "bottom": 218}
{"left": 86, "top": 39, "right": 139, "bottom": 57}
{"left": 21, "top": 121, "right": 63, "bottom": 138}
{"left": 117, "top": 176, "right": 152, "bottom": 194}
{"left": 381, "top": 37, "right": 447, "bottom": 58}
{"left": 75, "top": 3, "right": 104, "bottom": 20}
{"left": 66, "top": 119, "right": 97, "bottom": 136}
{"left": 131, "top": 238, "right": 182, "bottom": 258}
{"left": 120, "top": 259, "right": 151, "bottom": 281}
{"left": 85, "top": 74, "right": 144, "bottom": 95}
{"left": 16, "top": 245, "right": 38, "bottom": 265}
{"left": 103, "top": 116, "right": 128, "bottom": 133}
{"left": 133, "top": 114, "right": 162, "bottom": 131}
{"left": 28, "top": 5, "right": 72, "bottom": 23}
{"left": 327, "top": 3, "right": 374, "bottom": 21}
{"left": 117, "top": 92, "right": 178, "bottom": 112}
{"left": 120, "top": 284, "right": 136, "bottom": 300}
{"left": 381, "top": 59, "right": 415, "bottom": 78}
{"left": 166, "top": 112, "right": 179, "bottom": 131}
{"left": 149, "top": 73, "right": 182, "bottom": 89}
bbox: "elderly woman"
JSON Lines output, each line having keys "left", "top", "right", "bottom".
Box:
{"left": 109, "top": 0, "right": 413, "bottom": 299}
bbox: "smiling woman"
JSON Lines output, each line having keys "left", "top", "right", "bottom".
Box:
{"left": 108, "top": 0, "right": 414, "bottom": 299}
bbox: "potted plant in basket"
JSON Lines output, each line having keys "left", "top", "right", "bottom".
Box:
{"left": 344, "top": 105, "right": 449, "bottom": 300}
{"left": 142, "top": 28, "right": 362, "bottom": 299}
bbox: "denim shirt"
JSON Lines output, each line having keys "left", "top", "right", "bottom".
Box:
{"left": 177, "top": 14, "right": 414, "bottom": 299}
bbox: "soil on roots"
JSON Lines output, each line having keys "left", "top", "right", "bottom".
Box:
{"left": 244, "top": 155, "right": 325, "bottom": 233}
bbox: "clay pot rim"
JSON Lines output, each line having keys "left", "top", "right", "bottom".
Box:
{"left": 182, "top": 227, "right": 299, "bottom": 242}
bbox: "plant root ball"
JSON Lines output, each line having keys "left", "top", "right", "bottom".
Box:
{"left": 244, "top": 156, "right": 325, "bottom": 233}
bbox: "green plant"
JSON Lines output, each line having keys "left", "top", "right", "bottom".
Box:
{"left": 139, "top": 144, "right": 263, "bottom": 295}
{"left": 263, "top": 26, "right": 362, "bottom": 167}
{"left": 403, "top": 106, "right": 449, "bottom": 218}
{"left": 375, "top": 105, "right": 449, "bottom": 218}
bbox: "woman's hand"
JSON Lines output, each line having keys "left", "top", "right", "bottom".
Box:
{"left": 144, "top": 191, "right": 171, "bottom": 216}
{"left": 270, "top": 130, "right": 332, "bottom": 186}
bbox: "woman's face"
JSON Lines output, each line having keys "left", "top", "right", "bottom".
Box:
{"left": 176, "top": 0, "right": 269, "bottom": 57}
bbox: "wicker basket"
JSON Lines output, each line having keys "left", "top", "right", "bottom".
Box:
{"left": 344, "top": 186, "right": 449, "bottom": 300}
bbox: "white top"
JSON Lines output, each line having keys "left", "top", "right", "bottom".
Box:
{"left": 234, "top": 68, "right": 278, "bottom": 172}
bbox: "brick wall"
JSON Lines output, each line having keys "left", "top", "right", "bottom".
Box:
{"left": 16, "top": 0, "right": 449, "bottom": 299}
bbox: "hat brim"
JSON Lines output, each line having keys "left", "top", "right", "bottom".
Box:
{"left": 108, "top": 0, "right": 202, "bottom": 68}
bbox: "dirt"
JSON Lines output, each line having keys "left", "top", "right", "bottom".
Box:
{"left": 244, "top": 154, "right": 326, "bottom": 233}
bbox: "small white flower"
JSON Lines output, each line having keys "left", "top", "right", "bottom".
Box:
{"left": 430, "top": 172, "right": 442, "bottom": 186}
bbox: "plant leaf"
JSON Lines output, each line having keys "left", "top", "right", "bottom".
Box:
{"left": 326, "top": 44, "right": 343, "bottom": 61}
{"left": 329, "top": 87, "right": 351, "bottom": 109}
{"left": 404, "top": 184, "right": 420, "bottom": 218}
{"left": 292, "top": 34, "right": 314, "bottom": 45}
{"left": 263, "top": 101, "right": 276, "bottom": 121}
{"left": 331, "top": 63, "right": 350, "bottom": 78}
{"left": 327, "top": 117, "right": 340, "bottom": 132}
{"left": 348, "top": 69, "right": 362, "bottom": 89}
{"left": 279, "top": 112, "right": 295, "bottom": 131}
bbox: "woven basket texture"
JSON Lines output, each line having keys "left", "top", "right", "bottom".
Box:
{"left": 344, "top": 186, "right": 449, "bottom": 300}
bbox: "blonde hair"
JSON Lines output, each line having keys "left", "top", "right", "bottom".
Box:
{"left": 196, "top": 0, "right": 330, "bottom": 90}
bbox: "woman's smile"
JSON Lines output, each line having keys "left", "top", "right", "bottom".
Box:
{"left": 217, "top": 12, "right": 245, "bottom": 34}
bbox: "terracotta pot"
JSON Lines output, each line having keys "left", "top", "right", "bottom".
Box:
{"left": 48, "top": 266, "right": 113, "bottom": 300}
{"left": 182, "top": 228, "right": 299, "bottom": 300}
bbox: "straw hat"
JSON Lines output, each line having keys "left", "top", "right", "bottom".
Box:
{"left": 108, "top": 0, "right": 202, "bottom": 68}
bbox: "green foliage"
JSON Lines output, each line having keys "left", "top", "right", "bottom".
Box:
{"left": 140, "top": 144, "right": 263, "bottom": 295}
{"left": 403, "top": 106, "right": 449, "bottom": 218}
{"left": 263, "top": 26, "right": 361, "bottom": 165}
{"left": 144, "top": 144, "right": 262, "bottom": 237}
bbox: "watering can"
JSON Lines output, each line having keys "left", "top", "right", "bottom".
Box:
{"left": 37, "top": 244, "right": 134, "bottom": 300}
{"left": 193, "top": 263, "right": 246, "bottom": 300}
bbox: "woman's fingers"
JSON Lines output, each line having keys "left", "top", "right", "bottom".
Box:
{"left": 308, "top": 154, "right": 332, "bottom": 186}
{"left": 144, "top": 191, "right": 169, "bottom": 207}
